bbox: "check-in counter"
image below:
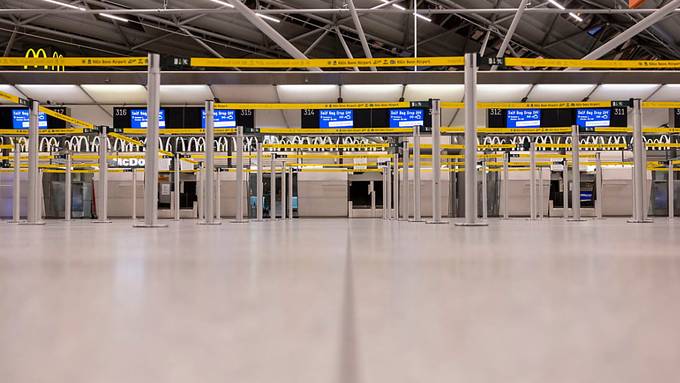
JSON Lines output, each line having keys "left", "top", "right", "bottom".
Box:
{"left": 602, "top": 167, "right": 652, "bottom": 216}
{"left": 400, "top": 169, "right": 450, "bottom": 218}
{"left": 93, "top": 171, "right": 143, "bottom": 218}
{"left": 215, "top": 171, "right": 248, "bottom": 218}
{"left": 0, "top": 173, "right": 28, "bottom": 218}
{"left": 500, "top": 168, "right": 550, "bottom": 217}
{"left": 297, "top": 171, "right": 348, "bottom": 217}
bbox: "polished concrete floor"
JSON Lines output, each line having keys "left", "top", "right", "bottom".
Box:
{"left": 1, "top": 217, "right": 679, "bottom": 383}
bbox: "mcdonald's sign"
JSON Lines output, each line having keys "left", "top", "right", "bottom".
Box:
{"left": 24, "top": 48, "right": 64, "bottom": 71}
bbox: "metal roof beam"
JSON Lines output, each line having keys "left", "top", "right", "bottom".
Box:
{"left": 492, "top": 0, "right": 529, "bottom": 71}
{"left": 346, "top": 0, "right": 376, "bottom": 71}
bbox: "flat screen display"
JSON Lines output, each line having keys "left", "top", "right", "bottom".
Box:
{"left": 319, "top": 109, "right": 353, "bottom": 128}
{"left": 506, "top": 109, "right": 541, "bottom": 128}
{"left": 576, "top": 108, "right": 610, "bottom": 128}
{"left": 580, "top": 191, "right": 593, "bottom": 202}
{"left": 389, "top": 109, "right": 425, "bottom": 128}
{"left": 11, "top": 109, "right": 47, "bottom": 129}
{"left": 130, "top": 108, "right": 166, "bottom": 128}
{"left": 202, "top": 109, "right": 236, "bottom": 128}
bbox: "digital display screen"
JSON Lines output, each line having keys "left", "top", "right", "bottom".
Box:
{"left": 319, "top": 109, "right": 353, "bottom": 128}
{"left": 506, "top": 109, "right": 541, "bottom": 128}
{"left": 576, "top": 108, "right": 611, "bottom": 128}
{"left": 202, "top": 109, "right": 236, "bottom": 128}
{"left": 11, "top": 109, "right": 47, "bottom": 129}
{"left": 130, "top": 109, "right": 166, "bottom": 128}
{"left": 580, "top": 191, "right": 593, "bottom": 202}
{"left": 389, "top": 109, "right": 425, "bottom": 128}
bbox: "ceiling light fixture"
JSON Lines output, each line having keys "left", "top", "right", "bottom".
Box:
{"left": 548, "top": 0, "right": 582, "bottom": 22}
{"left": 210, "top": 0, "right": 235, "bottom": 8}
{"left": 256, "top": 13, "right": 280, "bottom": 23}
{"left": 41, "top": 0, "right": 85, "bottom": 11}
{"left": 99, "top": 13, "right": 129, "bottom": 22}
{"left": 414, "top": 13, "right": 431, "bottom": 22}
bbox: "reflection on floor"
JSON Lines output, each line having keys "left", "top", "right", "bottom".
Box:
{"left": 1, "top": 218, "right": 679, "bottom": 383}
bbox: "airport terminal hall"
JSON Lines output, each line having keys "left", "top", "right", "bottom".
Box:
{"left": 3, "top": 0, "right": 680, "bottom": 382}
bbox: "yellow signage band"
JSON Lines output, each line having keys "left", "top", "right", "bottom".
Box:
{"left": 504, "top": 57, "right": 680, "bottom": 69}
{"left": 642, "top": 102, "right": 680, "bottom": 109}
{"left": 191, "top": 56, "right": 464, "bottom": 68}
{"left": 214, "top": 102, "right": 411, "bottom": 110}
{"left": 478, "top": 101, "right": 612, "bottom": 109}
{"left": 0, "top": 56, "right": 148, "bottom": 67}
{"left": 0, "top": 90, "right": 22, "bottom": 104}
{"left": 0, "top": 128, "right": 86, "bottom": 135}
{"left": 263, "top": 143, "right": 389, "bottom": 150}
{"left": 259, "top": 128, "right": 412, "bottom": 135}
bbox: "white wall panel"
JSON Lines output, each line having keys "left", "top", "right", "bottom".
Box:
{"left": 589, "top": 84, "right": 658, "bottom": 100}
{"left": 69, "top": 105, "right": 113, "bottom": 127}
{"left": 404, "top": 84, "right": 464, "bottom": 101}
{"left": 160, "top": 85, "right": 212, "bottom": 104}
{"left": 81, "top": 85, "right": 147, "bottom": 104}
{"left": 211, "top": 85, "right": 277, "bottom": 102}
{"left": 16, "top": 85, "right": 90, "bottom": 104}
{"left": 477, "top": 84, "right": 532, "bottom": 102}
{"left": 527, "top": 84, "right": 596, "bottom": 102}
{"left": 277, "top": 85, "right": 338, "bottom": 102}
{"left": 341, "top": 84, "right": 402, "bottom": 102}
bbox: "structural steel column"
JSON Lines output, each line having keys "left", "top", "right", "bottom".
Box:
{"left": 563, "top": 159, "right": 569, "bottom": 219}
{"left": 481, "top": 160, "right": 488, "bottom": 220}
{"left": 136, "top": 53, "right": 165, "bottom": 227}
{"left": 529, "top": 141, "right": 537, "bottom": 220}
{"left": 94, "top": 127, "right": 111, "bottom": 223}
{"left": 569, "top": 124, "right": 585, "bottom": 221}
{"left": 270, "top": 154, "right": 276, "bottom": 219}
{"left": 280, "top": 163, "right": 286, "bottom": 219}
{"left": 232, "top": 125, "right": 247, "bottom": 223}
{"left": 401, "top": 141, "right": 410, "bottom": 220}
{"left": 256, "top": 141, "right": 264, "bottom": 221}
{"left": 538, "top": 162, "right": 544, "bottom": 219}
{"left": 595, "top": 152, "right": 603, "bottom": 219}
{"left": 65, "top": 150, "right": 72, "bottom": 221}
{"left": 24, "top": 100, "right": 43, "bottom": 225}
{"left": 503, "top": 152, "right": 510, "bottom": 219}
{"left": 386, "top": 160, "right": 392, "bottom": 219}
{"left": 132, "top": 169, "right": 137, "bottom": 220}
{"left": 457, "top": 53, "right": 486, "bottom": 226}
{"left": 174, "top": 154, "right": 180, "bottom": 221}
{"left": 428, "top": 99, "right": 446, "bottom": 224}
{"left": 669, "top": 161, "right": 674, "bottom": 219}
{"left": 382, "top": 166, "right": 388, "bottom": 220}
{"left": 10, "top": 141, "right": 21, "bottom": 223}
{"left": 200, "top": 100, "right": 220, "bottom": 224}
{"left": 412, "top": 125, "right": 423, "bottom": 222}
{"left": 393, "top": 152, "right": 400, "bottom": 220}
{"left": 346, "top": 0, "right": 376, "bottom": 71}
{"left": 492, "top": 0, "right": 529, "bottom": 70}
{"left": 629, "top": 98, "right": 650, "bottom": 223}
{"left": 215, "top": 169, "right": 221, "bottom": 220}
{"left": 288, "top": 168, "right": 293, "bottom": 219}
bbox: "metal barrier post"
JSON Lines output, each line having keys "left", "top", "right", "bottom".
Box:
{"left": 456, "top": 52, "right": 486, "bottom": 226}
{"left": 412, "top": 125, "right": 423, "bottom": 222}
{"left": 270, "top": 155, "right": 276, "bottom": 219}
{"left": 481, "top": 159, "right": 488, "bottom": 221}
{"left": 215, "top": 168, "right": 221, "bottom": 220}
{"left": 595, "top": 152, "right": 603, "bottom": 219}
{"left": 568, "top": 124, "right": 585, "bottom": 221}
{"left": 538, "top": 163, "right": 544, "bottom": 219}
{"left": 9, "top": 141, "right": 21, "bottom": 223}
{"left": 135, "top": 53, "right": 166, "bottom": 227}
{"left": 288, "top": 167, "right": 293, "bottom": 219}
{"left": 173, "top": 154, "right": 180, "bottom": 221}
{"left": 669, "top": 161, "right": 674, "bottom": 219}
{"left": 198, "top": 165, "right": 204, "bottom": 220}
{"left": 382, "top": 166, "right": 388, "bottom": 220}
{"left": 428, "top": 98, "right": 447, "bottom": 224}
{"left": 200, "top": 100, "right": 220, "bottom": 225}
{"left": 280, "top": 162, "right": 286, "bottom": 220}
{"left": 232, "top": 125, "right": 247, "bottom": 223}
{"left": 94, "top": 127, "right": 111, "bottom": 223}
{"left": 370, "top": 180, "right": 376, "bottom": 217}
{"left": 629, "top": 99, "right": 650, "bottom": 223}
{"left": 132, "top": 169, "right": 137, "bottom": 220}
{"left": 387, "top": 160, "right": 393, "bottom": 219}
{"left": 65, "top": 151, "right": 71, "bottom": 221}
{"left": 529, "top": 141, "right": 536, "bottom": 220}
{"left": 563, "top": 159, "right": 569, "bottom": 219}
{"left": 401, "top": 141, "right": 410, "bottom": 220}
{"left": 256, "top": 142, "right": 264, "bottom": 221}
{"left": 503, "top": 152, "right": 510, "bottom": 219}
{"left": 23, "top": 100, "right": 44, "bottom": 225}
{"left": 393, "top": 152, "right": 400, "bottom": 220}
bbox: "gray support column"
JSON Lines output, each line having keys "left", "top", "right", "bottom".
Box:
{"left": 412, "top": 126, "right": 423, "bottom": 222}
{"left": 457, "top": 53, "right": 486, "bottom": 226}
{"left": 270, "top": 155, "right": 276, "bottom": 219}
{"left": 9, "top": 141, "right": 21, "bottom": 223}
{"left": 288, "top": 168, "right": 293, "bottom": 219}
{"left": 256, "top": 142, "right": 264, "bottom": 221}
{"left": 563, "top": 159, "right": 570, "bottom": 219}
{"left": 595, "top": 152, "right": 603, "bottom": 219}
{"left": 65, "top": 151, "right": 71, "bottom": 221}
{"left": 481, "top": 160, "right": 488, "bottom": 221}
{"left": 232, "top": 125, "right": 247, "bottom": 223}
{"left": 94, "top": 127, "right": 111, "bottom": 223}
{"left": 503, "top": 153, "right": 510, "bottom": 219}
{"left": 569, "top": 125, "right": 586, "bottom": 221}
{"left": 198, "top": 165, "right": 205, "bottom": 220}
{"left": 393, "top": 152, "right": 400, "bottom": 221}
{"left": 174, "top": 154, "right": 180, "bottom": 221}
{"left": 401, "top": 141, "right": 410, "bottom": 220}
{"left": 215, "top": 169, "right": 221, "bottom": 220}
{"left": 529, "top": 141, "right": 537, "bottom": 220}
{"left": 669, "top": 161, "right": 674, "bottom": 219}
{"left": 135, "top": 53, "right": 166, "bottom": 227}
{"left": 538, "top": 163, "right": 544, "bottom": 219}
{"left": 382, "top": 166, "right": 388, "bottom": 220}
{"left": 200, "top": 100, "right": 220, "bottom": 225}
{"left": 280, "top": 162, "right": 287, "bottom": 220}
{"left": 428, "top": 99, "right": 446, "bottom": 224}
{"left": 386, "top": 161, "right": 392, "bottom": 219}
{"left": 132, "top": 169, "right": 137, "bottom": 220}
{"left": 629, "top": 99, "right": 650, "bottom": 223}
{"left": 370, "top": 180, "right": 376, "bottom": 217}
{"left": 24, "top": 100, "right": 43, "bottom": 225}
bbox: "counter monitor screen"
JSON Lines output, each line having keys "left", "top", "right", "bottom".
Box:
{"left": 576, "top": 108, "right": 610, "bottom": 128}
{"left": 12, "top": 109, "right": 48, "bottom": 129}
{"left": 389, "top": 109, "right": 424, "bottom": 128}
{"left": 130, "top": 109, "right": 166, "bottom": 128}
{"left": 202, "top": 109, "right": 236, "bottom": 128}
{"left": 506, "top": 109, "right": 541, "bottom": 128}
{"left": 319, "top": 109, "right": 353, "bottom": 128}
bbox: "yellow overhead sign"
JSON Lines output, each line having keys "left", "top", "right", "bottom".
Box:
{"left": 479, "top": 101, "right": 612, "bottom": 109}
{"left": 191, "top": 56, "right": 464, "bottom": 68}
{"left": 214, "top": 102, "right": 410, "bottom": 110}
{"left": 259, "top": 128, "right": 411, "bottom": 135}
{"left": 0, "top": 90, "right": 22, "bottom": 104}
{"left": 39, "top": 106, "right": 94, "bottom": 129}
{"left": 0, "top": 56, "right": 148, "bottom": 67}
{"left": 505, "top": 57, "right": 680, "bottom": 69}
{"left": 642, "top": 102, "right": 680, "bottom": 109}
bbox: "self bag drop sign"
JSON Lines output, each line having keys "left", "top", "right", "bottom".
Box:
{"left": 319, "top": 109, "right": 353, "bottom": 128}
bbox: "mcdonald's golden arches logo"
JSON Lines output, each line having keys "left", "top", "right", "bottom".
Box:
{"left": 24, "top": 48, "right": 64, "bottom": 71}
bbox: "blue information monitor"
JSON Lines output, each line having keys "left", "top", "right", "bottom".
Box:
{"left": 319, "top": 109, "right": 353, "bottom": 128}
{"left": 130, "top": 109, "right": 166, "bottom": 128}
{"left": 506, "top": 109, "right": 541, "bottom": 128}
{"left": 389, "top": 109, "right": 425, "bottom": 128}
{"left": 576, "top": 108, "right": 610, "bottom": 128}
{"left": 12, "top": 109, "right": 48, "bottom": 129}
{"left": 202, "top": 109, "right": 236, "bottom": 128}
